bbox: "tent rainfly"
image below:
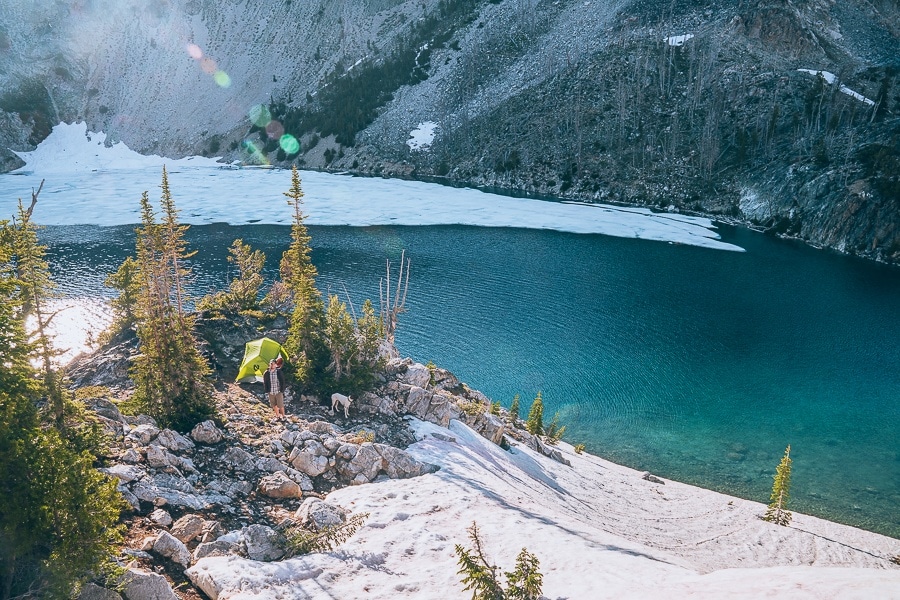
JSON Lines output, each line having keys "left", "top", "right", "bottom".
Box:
{"left": 235, "top": 337, "right": 289, "bottom": 383}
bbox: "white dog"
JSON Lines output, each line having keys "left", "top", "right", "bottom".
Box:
{"left": 330, "top": 393, "right": 352, "bottom": 418}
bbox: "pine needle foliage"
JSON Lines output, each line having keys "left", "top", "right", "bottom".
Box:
{"left": 197, "top": 238, "right": 266, "bottom": 313}
{"left": 104, "top": 255, "right": 140, "bottom": 336}
{"left": 544, "top": 412, "right": 566, "bottom": 444}
{"left": 525, "top": 392, "right": 544, "bottom": 436}
{"left": 455, "top": 522, "right": 543, "bottom": 600}
{"left": 508, "top": 394, "right": 520, "bottom": 424}
{"left": 763, "top": 445, "right": 793, "bottom": 526}
{"left": 283, "top": 512, "right": 369, "bottom": 557}
{"left": 0, "top": 216, "right": 125, "bottom": 599}
{"left": 324, "top": 294, "right": 356, "bottom": 380}
{"left": 130, "top": 175, "right": 215, "bottom": 432}
{"left": 281, "top": 166, "right": 324, "bottom": 383}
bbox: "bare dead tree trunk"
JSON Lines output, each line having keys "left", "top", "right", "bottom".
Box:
{"left": 379, "top": 250, "right": 410, "bottom": 344}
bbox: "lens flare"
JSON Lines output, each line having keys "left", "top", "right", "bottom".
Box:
{"left": 187, "top": 44, "right": 203, "bottom": 60}
{"left": 214, "top": 71, "right": 231, "bottom": 88}
{"left": 200, "top": 57, "right": 218, "bottom": 74}
{"left": 242, "top": 139, "right": 270, "bottom": 165}
{"left": 248, "top": 104, "right": 272, "bottom": 128}
{"left": 265, "top": 120, "right": 284, "bottom": 139}
{"left": 279, "top": 134, "right": 300, "bottom": 155}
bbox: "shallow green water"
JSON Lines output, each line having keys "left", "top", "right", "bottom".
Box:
{"left": 44, "top": 223, "right": 900, "bottom": 538}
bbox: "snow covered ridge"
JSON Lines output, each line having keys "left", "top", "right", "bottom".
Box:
{"left": 1, "top": 122, "right": 743, "bottom": 252}
{"left": 797, "top": 69, "right": 876, "bottom": 106}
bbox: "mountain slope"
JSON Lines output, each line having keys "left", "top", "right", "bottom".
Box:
{"left": 0, "top": 0, "right": 897, "bottom": 263}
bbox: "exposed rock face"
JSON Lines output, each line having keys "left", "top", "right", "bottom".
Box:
{"left": 1, "top": 1, "right": 897, "bottom": 263}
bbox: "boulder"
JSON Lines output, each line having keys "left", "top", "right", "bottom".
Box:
{"left": 148, "top": 508, "right": 172, "bottom": 527}
{"left": 403, "top": 385, "right": 431, "bottom": 419}
{"left": 404, "top": 362, "right": 432, "bottom": 388}
{"left": 156, "top": 429, "right": 195, "bottom": 452}
{"left": 307, "top": 420, "right": 336, "bottom": 436}
{"left": 126, "top": 424, "right": 160, "bottom": 445}
{"left": 120, "top": 568, "right": 177, "bottom": 600}
{"left": 337, "top": 443, "right": 383, "bottom": 484}
{"left": 242, "top": 524, "right": 284, "bottom": 562}
{"left": 191, "top": 420, "right": 223, "bottom": 444}
{"left": 258, "top": 471, "right": 303, "bottom": 499}
{"left": 89, "top": 398, "right": 124, "bottom": 421}
{"left": 294, "top": 497, "right": 347, "bottom": 531}
{"left": 102, "top": 464, "right": 145, "bottom": 484}
{"left": 289, "top": 448, "right": 331, "bottom": 477}
{"left": 375, "top": 444, "right": 439, "bottom": 479}
{"left": 132, "top": 474, "right": 206, "bottom": 510}
{"left": 152, "top": 531, "right": 191, "bottom": 568}
{"left": 193, "top": 539, "right": 237, "bottom": 561}
{"left": 171, "top": 513, "right": 206, "bottom": 543}
{"left": 120, "top": 448, "right": 143, "bottom": 464}
{"left": 78, "top": 583, "right": 122, "bottom": 600}
{"left": 222, "top": 447, "right": 256, "bottom": 472}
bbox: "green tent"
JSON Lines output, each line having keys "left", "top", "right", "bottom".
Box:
{"left": 235, "top": 337, "right": 289, "bottom": 383}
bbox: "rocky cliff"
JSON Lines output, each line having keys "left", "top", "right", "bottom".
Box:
{"left": 1, "top": 0, "right": 897, "bottom": 263}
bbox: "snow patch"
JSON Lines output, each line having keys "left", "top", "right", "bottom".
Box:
{"left": 797, "top": 69, "right": 875, "bottom": 106}
{"left": 665, "top": 33, "right": 694, "bottom": 46}
{"left": 11, "top": 122, "right": 228, "bottom": 173}
{"left": 406, "top": 121, "right": 438, "bottom": 151}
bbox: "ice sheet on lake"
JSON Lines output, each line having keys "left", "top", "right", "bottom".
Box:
{"left": 2, "top": 122, "right": 743, "bottom": 252}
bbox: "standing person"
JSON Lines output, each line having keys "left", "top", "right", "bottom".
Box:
{"left": 263, "top": 359, "right": 286, "bottom": 419}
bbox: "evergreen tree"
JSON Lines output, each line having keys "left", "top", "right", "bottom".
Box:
{"left": 526, "top": 392, "right": 544, "bottom": 436}
{"left": 544, "top": 412, "right": 566, "bottom": 444}
{"left": 104, "top": 255, "right": 140, "bottom": 335}
{"left": 508, "top": 394, "right": 520, "bottom": 424}
{"left": 131, "top": 178, "right": 215, "bottom": 431}
{"left": 763, "top": 445, "right": 793, "bottom": 526}
{"left": 198, "top": 239, "right": 266, "bottom": 313}
{"left": 324, "top": 294, "right": 356, "bottom": 380}
{"left": 455, "top": 522, "right": 543, "bottom": 600}
{"left": 281, "top": 166, "right": 324, "bottom": 382}
{"left": 12, "top": 201, "right": 66, "bottom": 428}
{"left": 356, "top": 298, "right": 383, "bottom": 369}
{"left": 0, "top": 218, "right": 125, "bottom": 599}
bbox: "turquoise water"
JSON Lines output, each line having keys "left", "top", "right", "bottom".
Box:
{"left": 43, "top": 223, "right": 900, "bottom": 538}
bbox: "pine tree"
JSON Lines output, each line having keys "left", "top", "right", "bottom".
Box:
{"left": 544, "top": 412, "right": 566, "bottom": 444}
{"left": 455, "top": 522, "right": 543, "bottom": 600}
{"left": 763, "top": 445, "right": 793, "bottom": 526}
{"left": 324, "top": 294, "right": 356, "bottom": 380}
{"left": 12, "top": 200, "right": 66, "bottom": 428}
{"left": 356, "top": 298, "right": 383, "bottom": 369}
{"left": 281, "top": 166, "right": 323, "bottom": 382}
{"left": 508, "top": 394, "right": 520, "bottom": 424}
{"left": 105, "top": 255, "right": 140, "bottom": 335}
{"left": 198, "top": 239, "right": 266, "bottom": 313}
{"left": 526, "top": 392, "right": 544, "bottom": 436}
{"left": 0, "top": 217, "right": 125, "bottom": 599}
{"left": 131, "top": 177, "right": 215, "bottom": 431}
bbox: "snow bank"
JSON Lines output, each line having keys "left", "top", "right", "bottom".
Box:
{"left": 186, "top": 419, "right": 900, "bottom": 599}
{"left": 406, "top": 121, "right": 438, "bottom": 151}
{"left": 1, "top": 122, "right": 742, "bottom": 252}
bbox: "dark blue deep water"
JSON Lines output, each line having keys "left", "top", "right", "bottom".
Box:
{"left": 42, "top": 223, "right": 900, "bottom": 538}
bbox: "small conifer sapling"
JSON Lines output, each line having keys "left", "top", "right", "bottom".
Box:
{"left": 763, "top": 445, "right": 793, "bottom": 526}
